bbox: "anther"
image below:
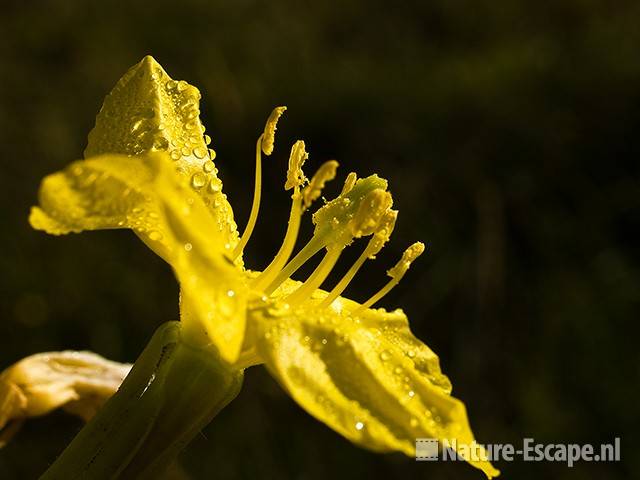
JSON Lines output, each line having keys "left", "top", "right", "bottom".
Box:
{"left": 285, "top": 140, "right": 308, "bottom": 190}
{"left": 261, "top": 106, "right": 286, "bottom": 156}
{"left": 353, "top": 242, "right": 425, "bottom": 314}
{"left": 302, "top": 160, "right": 339, "bottom": 210}
{"left": 341, "top": 172, "right": 357, "bottom": 195}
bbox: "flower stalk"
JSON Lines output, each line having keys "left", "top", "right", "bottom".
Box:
{"left": 41, "top": 322, "right": 243, "bottom": 480}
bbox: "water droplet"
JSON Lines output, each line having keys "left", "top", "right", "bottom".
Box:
{"left": 204, "top": 134, "right": 212, "bottom": 145}
{"left": 181, "top": 146, "right": 191, "bottom": 157}
{"left": 193, "top": 146, "right": 207, "bottom": 159}
{"left": 410, "top": 417, "right": 419, "bottom": 428}
{"left": 321, "top": 338, "right": 328, "bottom": 345}
{"left": 407, "top": 350, "right": 416, "bottom": 359}
{"left": 148, "top": 231, "right": 162, "bottom": 241}
{"left": 191, "top": 173, "right": 206, "bottom": 189}
{"left": 184, "top": 243, "right": 193, "bottom": 251}
{"left": 379, "top": 350, "right": 392, "bottom": 361}
{"left": 165, "top": 80, "right": 178, "bottom": 91}
{"left": 208, "top": 179, "right": 221, "bottom": 193}
{"left": 208, "top": 149, "right": 217, "bottom": 160}
{"left": 227, "top": 290, "right": 235, "bottom": 297}
{"left": 177, "top": 80, "right": 188, "bottom": 92}
{"left": 355, "top": 422, "right": 364, "bottom": 431}
{"left": 408, "top": 390, "right": 415, "bottom": 398}
{"left": 394, "top": 366, "right": 403, "bottom": 375}
{"left": 203, "top": 160, "right": 215, "bottom": 173}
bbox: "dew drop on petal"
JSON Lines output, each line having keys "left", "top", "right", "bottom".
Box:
{"left": 184, "top": 243, "right": 193, "bottom": 251}
{"left": 379, "top": 350, "right": 392, "bottom": 361}
{"left": 191, "top": 172, "right": 206, "bottom": 189}
{"left": 355, "top": 422, "right": 364, "bottom": 431}
{"left": 203, "top": 160, "right": 215, "bottom": 173}
{"left": 193, "top": 146, "right": 207, "bottom": 159}
{"left": 207, "top": 179, "right": 221, "bottom": 193}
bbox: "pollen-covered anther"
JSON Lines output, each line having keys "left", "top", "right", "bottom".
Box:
{"left": 302, "top": 160, "right": 339, "bottom": 209}
{"left": 285, "top": 141, "right": 309, "bottom": 190}
{"left": 387, "top": 241, "right": 425, "bottom": 279}
{"left": 349, "top": 189, "right": 393, "bottom": 238}
{"left": 341, "top": 172, "right": 357, "bottom": 195}
{"left": 261, "top": 106, "right": 287, "bottom": 156}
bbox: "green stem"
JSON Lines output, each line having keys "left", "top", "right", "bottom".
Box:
{"left": 41, "top": 322, "right": 243, "bottom": 480}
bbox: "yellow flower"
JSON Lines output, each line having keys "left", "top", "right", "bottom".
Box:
{"left": 29, "top": 56, "right": 499, "bottom": 478}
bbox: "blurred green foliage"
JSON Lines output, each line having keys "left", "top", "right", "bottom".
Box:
{"left": 1, "top": 0, "right": 638, "bottom": 478}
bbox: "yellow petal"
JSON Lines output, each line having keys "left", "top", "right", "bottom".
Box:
{"left": 0, "top": 351, "right": 131, "bottom": 447}
{"left": 251, "top": 294, "right": 499, "bottom": 478}
{"left": 84, "top": 55, "right": 239, "bottom": 253}
{"left": 30, "top": 152, "right": 247, "bottom": 361}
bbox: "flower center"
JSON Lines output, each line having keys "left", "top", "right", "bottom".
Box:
{"left": 233, "top": 107, "right": 424, "bottom": 311}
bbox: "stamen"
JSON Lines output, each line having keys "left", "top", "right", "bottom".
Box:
{"left": 233, "top": 107, "right": 286, "bottom": 259}
{"left": 263, "top": 235, "right": 327, "bottom": 296}
{"left": 285, "top": 140, "right": 309, "bottom": 190}
{"left": 251, "top": 192, "right": 303, "bottom": 291}
{"left": 353, "top": 242, "right": 425, "bottom": 314}
{"left": 302, "top": 160, "right": 339, "bottom": 210}
{"left": 252, "top": 141, "right": 309, "bottom": 290}
{"left": 320, "top": 210, "right": 397, "bottom": 307}
{"left": 285, "top": 247, "right": 343, "bottom": 305}
{"left": 262, "top": 175, "right": 390, "bottom": 296}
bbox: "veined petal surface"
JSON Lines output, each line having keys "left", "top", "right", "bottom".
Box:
{"left": 251, "top": 292, "right": 499, "bottom": 478}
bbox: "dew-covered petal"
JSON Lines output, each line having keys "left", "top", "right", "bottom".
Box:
{"left": 30, "top": 152, "right": 247, "bottom": 362}
{"left": 84, "top": 55, "right": 239, "bottom": 252}
{"left": 251, "top": 293, "right": 499, "bottom": 478}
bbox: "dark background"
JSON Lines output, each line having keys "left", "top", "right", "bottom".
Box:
{"left": 1, "top": 1, "right": 638, "bottom": 479}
